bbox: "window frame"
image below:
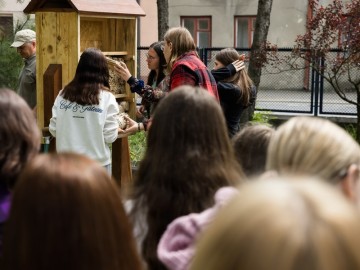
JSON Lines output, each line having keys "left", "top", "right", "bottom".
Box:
{"left": 234, "top": 16, "right": 256, "bottom": 48}
{"left": 181, "top": 16, "right": 212, "bottom": 47}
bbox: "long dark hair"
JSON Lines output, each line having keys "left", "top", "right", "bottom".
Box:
{"left": 0, "top": 88, "right": 40, "bottom": 189}
{"left": 2, "top": 153, "right": 142, "bottom": 270}
{"left": 215, "top": 48, "right": 253, "bottom": 106}
{"left": 61, "top": 48, "right": 110, "bottom": 105}
{"left": 147, "top": 41, "right": 166, "bottom": 86}
{"left": 129, "top": 86, "right": 244, "bottom": 269}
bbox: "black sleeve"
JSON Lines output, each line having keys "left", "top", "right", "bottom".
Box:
{"left": 211, "top": 64, "right": 237, "bottom": 82}
{"left": 217, "top": 82, "right": 242, "bottom": 103}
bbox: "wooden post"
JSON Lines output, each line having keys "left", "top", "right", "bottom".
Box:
{"left": 43, "top": 64, "right": 62, "bottom": 127}
{"left": 43, "top": 64, "right": 62, "bottom": 152}
{"left": 112, "top": 137, "right": 132, "bottom": 188}
{"left": 35, "top": 11, "right": 79, "bottom": 129}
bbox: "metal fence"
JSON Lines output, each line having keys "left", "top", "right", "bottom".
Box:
{"left": 137, "top": 47, "right": 358, "bottom": 118}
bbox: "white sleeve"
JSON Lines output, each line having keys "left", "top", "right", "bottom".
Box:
{"left": 49, "top": 95, "right": 59, "bottom": 138}
{"left": 103, "top": 95, "right": 119, "bottom": 143}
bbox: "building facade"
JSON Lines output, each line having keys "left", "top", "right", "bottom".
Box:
{"left": 1, "top": 0, "right": 344, "bottom": 48}
{"left": 0, "top": 0, "right": 34, "bottom": 39}
{"left": 167, "top": 0, "right": 326, "bottom": 48}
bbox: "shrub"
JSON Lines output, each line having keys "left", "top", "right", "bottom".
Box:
{"left": 0, "top": 38, "right": 23, "bottom": 90}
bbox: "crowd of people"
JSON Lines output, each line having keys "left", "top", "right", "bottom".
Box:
{"left": 2, "top": 26, "right": 360, "bottom": 270}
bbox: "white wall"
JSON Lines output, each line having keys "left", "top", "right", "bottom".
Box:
{"left": 168, "top": 0, "right": 353, "bottom": 48}
{"left": 139, "top": 0, "right": 158, "bottom": 46}
{"left": 267, "top": 0, "right": 308, "bottom": 47}
{"left": 169, "top": 0, "right": 257, "bottom": 47}
{"left": 167, "top": 0, "right": 308, "bottom": 48}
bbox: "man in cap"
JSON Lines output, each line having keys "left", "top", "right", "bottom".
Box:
{"left": 11, "top": 29, "right": 37, "bottom": 112}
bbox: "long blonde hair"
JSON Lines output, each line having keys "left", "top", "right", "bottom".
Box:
{"left": 164, "top": 27, "right": 197, "bottom": 73}
{"left": 191, "top": 178, "right": 360, "bottom": 270}
{"left": 215, "top": 48, "right": 254, "bottom": 106}
{"left": 266, "top": 116, "right": 360, "bottom": 183}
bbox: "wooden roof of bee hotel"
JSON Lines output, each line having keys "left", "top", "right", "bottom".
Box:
{"left": 24, "top": 0, "right": 145, "bottom": 17}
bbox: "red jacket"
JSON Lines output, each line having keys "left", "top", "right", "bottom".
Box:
{"left": 170, "top": 52, "right": 219, "bottom": 101}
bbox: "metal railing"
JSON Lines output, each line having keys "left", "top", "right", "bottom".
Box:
{"left": 137, "top": 47, "right": 358, "bottom": 118}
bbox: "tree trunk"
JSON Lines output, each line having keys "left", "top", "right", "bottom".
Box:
{"left": 157, "top": 0, "right": 169, "bottom": 41}
{"left": 244, "top": 0, "right": 273, "bottom": 122}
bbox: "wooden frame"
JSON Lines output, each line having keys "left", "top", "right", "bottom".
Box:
{"left": 24, "top": 0, "right": 144, "bottom": 186}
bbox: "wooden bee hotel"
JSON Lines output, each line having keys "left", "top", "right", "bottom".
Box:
{"left": 24, "top": 0, "right": 145, "bottom": 186}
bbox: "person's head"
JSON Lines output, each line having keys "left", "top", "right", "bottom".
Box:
{"left": 163, "top": 27, "right": 197, "bottom": 72}
{"left": 232, "top": 124, "right": 274, "bottom": 177}
{"left": 214, "top": 48, "right": 241, "bottom": 70}
{"left": 214, "top": 48, "right": 253, "bottom": 105}
{"left": 0, "top": 88, "right": 40, "bottom": 189}
{"left": 131, "top": 86, "right": 244, "bottom": 269}
{"left": 11, "top": 29, "right": 36, "bottom": 59}
{"left": 266, "top": 116, "right": 360, "bottom": 202}
{"left": 2, "top": 152, "right": 142, "bottom": 270}
{"left": 191, "top": 177, "right": 360, "bottom": 270}
{"left": 147, "top": 41, "right": 167, "bottom": 86}
{"left": 63, "top": 47, "right": 110, "bottom": 105}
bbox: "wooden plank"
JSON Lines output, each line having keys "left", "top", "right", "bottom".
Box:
{"left": 112, "top": 139, "right": 122, "bottom": 185}
{"left": 102, "top": 19, "right": 111, "bottom": 51}
{"left": 102, "top": 51, "right": 128, "bottom": 56}
{"left": 24, "top": 0, "right": 71, "bottom": 13}
{"left": 107, "top": 18, "right": 116, "bottom": 51}
{"left": 111, "top": 137, "right": 132, "bottom": 187}
{"left": 43, "top": 64, "right": 62, "bottom": 128}
{"left": 109, "top": 18, "right": 137, "bottom": 185}
{"left": 43, "top": 64, "right": 62, "bottom": 152}
{"left": 115, "top": 18, "right": 136, "bottom": 118}
{"left": 24, "top": 0, "right": 145, "bottom": 16}
{"left": 80, "top": 17, "right": 105, "bottom": 51}
{"left": 35, "top": 12, "right": 57, "bottom": 129}
{"left": 36, "top": 12, "right": 79, "bottom": 129}
{"left": 71, "top": 0, "right": 145, "bottom": 16}
{"left": 121, "top": 137, "right": 132, "bottom": 188}
{"left": 56, "top": 12, "right": 79, "bottom": 87}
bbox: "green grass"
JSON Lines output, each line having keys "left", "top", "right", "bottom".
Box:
{"left": 251, "top": 110, "right": 275, "bottom": 125}
{"left": 128, "top": 131, "right": 147, "bottom": 167}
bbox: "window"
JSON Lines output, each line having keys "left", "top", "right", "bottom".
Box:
{"left": 234, "top": 16, "right": 256, "bottom": 48}
{"left": 181, "top": 16, "right": 211, "bottom": 47}
{"left": 0, "top": 14, "right": 13, "bottom": 41}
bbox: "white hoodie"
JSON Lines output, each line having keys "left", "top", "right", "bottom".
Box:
{"left": 49, "top": 90, "right": 119, "bottom": 166}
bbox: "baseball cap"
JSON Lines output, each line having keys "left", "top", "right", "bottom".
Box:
{"left": 10, "top": 29, "right": 36, "bottom": 48}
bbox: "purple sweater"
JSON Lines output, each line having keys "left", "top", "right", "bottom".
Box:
{"left": 0, "top": 186, "right": 11, "bottom": 254}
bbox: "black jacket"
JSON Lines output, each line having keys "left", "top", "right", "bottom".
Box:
{"left": 211, "top": 64, "right": 256, "bottom": 137}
